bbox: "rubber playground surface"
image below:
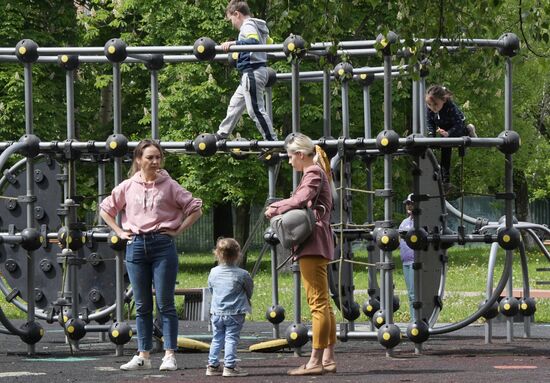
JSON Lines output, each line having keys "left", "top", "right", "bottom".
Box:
{"left": 1, "top": 320, "right": 549, "bottom": 383}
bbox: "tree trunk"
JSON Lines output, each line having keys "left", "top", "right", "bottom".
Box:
{"left": 514, "top": 168, "right": 536, "bottom": 250}
{"left": 100, "top": 85, "right": 113, "bottom": 129}
{"left": 213, "top": 202, "right": 233, "bottom": 245}
{"left": 234, "top": 203, "right": 250, "bottom": 265}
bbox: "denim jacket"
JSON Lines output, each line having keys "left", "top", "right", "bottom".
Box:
{"left": 208, "top": 265, "right": 253, "bottom": 315}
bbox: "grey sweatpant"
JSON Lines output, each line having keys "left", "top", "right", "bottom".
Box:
{"left": 217, "top": 66, "right": 277, "bottom": 141}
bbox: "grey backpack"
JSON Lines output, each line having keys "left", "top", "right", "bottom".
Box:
{"left": 270, "top": 207, "right": 316, "bottom": 249}
{"left": 269, "top": 172, "right": 323, "bottom": 250}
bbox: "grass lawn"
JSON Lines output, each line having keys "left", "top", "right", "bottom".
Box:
{"left": 2, "top": 246, "right": 550, "bottom": 325}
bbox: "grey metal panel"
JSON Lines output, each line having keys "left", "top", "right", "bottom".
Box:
{"left": 416, "top": 149, "right": 447, "bottom": 324}
{"left": 0, "top": 157, "right": 127, "bottom": 318}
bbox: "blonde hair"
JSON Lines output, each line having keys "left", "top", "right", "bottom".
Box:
{"left": 214, "top": 237, "right": 241, "bottom": 266}
{"left": 285, "top": 133, "right": 333, "bottom": 183}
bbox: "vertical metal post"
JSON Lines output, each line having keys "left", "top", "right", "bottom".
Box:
{"left": 97, "top": 163, "right": 106, "bottom": 225}
{"left": 382, "top": 53, "right": 395, "bottom": 358}
{"left": 267, "top": 161, "right": 280, "bottom": 338}
{"left": 412, "top": 159, "right": 422, "bottom": 354}
{"left": 66, "top": 70, "right": 75, "bottom": 139}
{"left": 518, "top": 243, "right": 531, "bottom": 337}
{"left": 65, "top": 69, "right": 80, "bottom": 327}
{"left": 323, "top": 67, "right": 331, "bottom": 137}
{"left": 363, "top": 86, "right": 372, "bottom": 139}
{"left": 291, "top": 59, "right": 300, "bottom": 189}
{"left": 290, "top": 58, "right": 302, "bottom": 349}
{"left": 504, "top": 57, "right": 514, "bottom": 343}
{"left": 363, "top": 84, "right": 377, "bottom": 331}
{"left": 341, "top": 80, "right": 352, "bottom": 222}
{"left": 151, "top": 70, "right": 159, "bottom": 140}
{"left": 412, "top": 80, "right": 419, "bottom": 134}
{"left": 23, "top": 63, "right": 35, "bottom": 355}
{"left": 113, "top": 62, "right": 124, "bottom": 356}
{"left": 264, "top": 79, "right": 279, "bottom": 338}
{"left": 341, "top": 81, "right": 350, "bottom": 137}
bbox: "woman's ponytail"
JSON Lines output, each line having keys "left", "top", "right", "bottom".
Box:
{"left": 314, "top": 145, "right": 333, "bottom": 183}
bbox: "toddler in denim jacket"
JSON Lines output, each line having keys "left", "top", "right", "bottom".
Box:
{"left": 206, "top": 238, "right": 253, "bottom": 377}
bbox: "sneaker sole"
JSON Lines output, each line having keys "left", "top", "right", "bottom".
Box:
{"left": 159, "top": 367, "right": 178, "bottom": 371}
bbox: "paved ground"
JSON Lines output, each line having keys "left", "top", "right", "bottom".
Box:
{"left": 1, "top": 320, "right": 549, "bottom": 383}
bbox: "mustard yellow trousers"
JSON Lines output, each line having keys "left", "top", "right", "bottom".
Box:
{"left": 299, "top": 255, "right": 337, "bottom": 349}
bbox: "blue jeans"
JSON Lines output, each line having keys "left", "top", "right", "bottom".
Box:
{"left": 125, "top": 232, "right": 178, "bottom": 352}
{"left": 403, "top": 263, "right": 415, "bottom": 321}
{"left": 208, "top": 314, "right": 245, "bottom": 368}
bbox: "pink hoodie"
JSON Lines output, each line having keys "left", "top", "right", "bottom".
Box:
{"left": 100, "top": 170, "right": 202, "bottom": 234}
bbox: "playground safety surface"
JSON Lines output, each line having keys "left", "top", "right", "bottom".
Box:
{"left": 1, "top": 320, "right": 549, "bottom": 382}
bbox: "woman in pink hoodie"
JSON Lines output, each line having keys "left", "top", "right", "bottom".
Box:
{"left": 100, "top": 140, "right": 202, "bottom": 372}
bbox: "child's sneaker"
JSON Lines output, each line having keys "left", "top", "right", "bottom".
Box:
{"left": 120, "top": 355, "right": 152, "bottom": 371}
{"left": 159, "top": 354, "right": 178, "bottom": 371}
{"left": 206, "top": 364, "right": 223, "bottom": 376}
{"left": 466, "top": 123, "right": 477, "bottom": 138}
{"left": 214, "top": 132, "right": 229, "bottom": 141}
{"left": 223, "top": 366, "right": 249, "bottom": 377}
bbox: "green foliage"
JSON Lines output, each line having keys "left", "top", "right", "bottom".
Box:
{"left": 1, "top": 0, "right": 549, "bottom": 210}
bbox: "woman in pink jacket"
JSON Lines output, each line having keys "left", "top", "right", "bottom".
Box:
{"left": 265, "top": 133, "right": 336, "bottom": 376}
{"left": 100, "top": 140, "right": 202, "bottom": 372}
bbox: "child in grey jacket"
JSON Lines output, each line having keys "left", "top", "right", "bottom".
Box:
{"left": 205, "top": 237, "right": 253, "bottom": 377}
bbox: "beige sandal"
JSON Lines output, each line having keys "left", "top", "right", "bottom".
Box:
{"left": 287, "top": 364, "right": 324, "bottom": 376}
{"left": 323, "top": 362, "right": 337, "bottom": 373}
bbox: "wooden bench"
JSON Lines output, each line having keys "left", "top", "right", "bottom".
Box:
{"left": 175, "top": 288, "right": 211, "bottom": 321}
{"left": 505, "top": 288, "right": 550, "bottom": 299}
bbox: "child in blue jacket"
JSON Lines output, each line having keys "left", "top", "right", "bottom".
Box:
{"left": 205, "top": 237, "right": 253, "bottom": 377}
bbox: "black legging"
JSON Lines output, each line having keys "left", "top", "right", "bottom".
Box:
{"left": 440, "top": 147, "right": 452, "bottom": 184}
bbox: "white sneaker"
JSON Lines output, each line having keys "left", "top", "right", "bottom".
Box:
{"left": 223, "top": 366, "right": 248, "bottom": 377}
{"left": 120, "top": 355, "right": 152, "bottom": 371}
{"left": 159, "top": 354, "right": 178, "bottom": 371}
{"left": 206, "top": 364, "right": 223, "bottom": 376}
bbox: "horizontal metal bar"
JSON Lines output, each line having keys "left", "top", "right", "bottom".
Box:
{"left": 0, "top": 136, "right": 508, "bottom": 155}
